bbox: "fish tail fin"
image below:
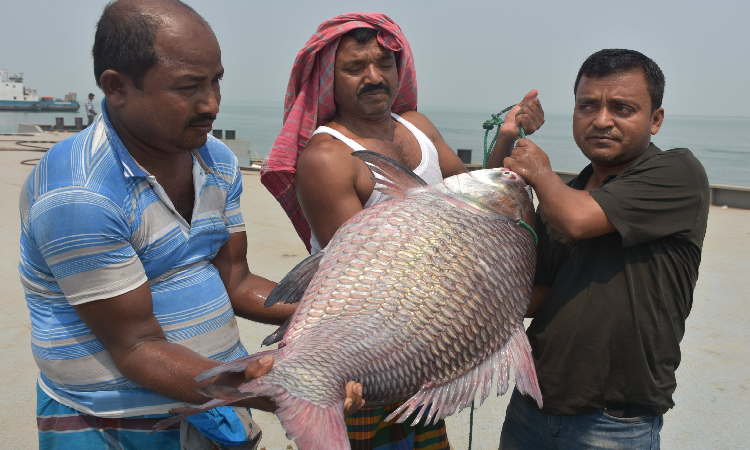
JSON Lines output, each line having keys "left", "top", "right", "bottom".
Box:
{"left": 270, "top": 386, "right": 349, "bottom": 450}
{"left": 507, "top": 324, "right": 543, "bottom": 408}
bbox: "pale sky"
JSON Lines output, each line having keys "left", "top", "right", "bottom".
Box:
{"left": 3, "top": 0, "right": 748, "bottom": 117}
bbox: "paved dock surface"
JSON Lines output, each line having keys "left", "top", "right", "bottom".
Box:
{"left": 0, "top": 131, "right": 70, "bottom": 151}
{"left": 0, "top": 149, "right": 747, "bottom": 449}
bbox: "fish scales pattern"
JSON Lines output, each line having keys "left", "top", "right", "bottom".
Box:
{"left": 262, "top": 191, "right": 535, "bottom": 408}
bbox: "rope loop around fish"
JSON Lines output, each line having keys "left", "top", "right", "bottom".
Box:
{"left": 482, "top": 105, "right": 526, "bottom": 168}
{"left": 516, "top": 220, "right": 538, "bottom": 247}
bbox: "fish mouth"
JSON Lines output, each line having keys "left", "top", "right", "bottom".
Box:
{"left": 498, "top": 168, "right": 521, "bottom": 181}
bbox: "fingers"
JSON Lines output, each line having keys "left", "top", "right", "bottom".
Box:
{"left": 515, "top": 92, "right": 545, "bottom": 135}
{"left": 343, "top": 381, "right": 365, "bottom": 415}
{"left": 514, "top": 138, "right": 531, "bottom": 149}
{"left": 499, "top": 90, "right": 544, "bottom": 139}
{"left": 518, "top": 89, "right": 539, "bottom": 107}
{"left": 244, "top": 355, "right": 274, "bottom": 382}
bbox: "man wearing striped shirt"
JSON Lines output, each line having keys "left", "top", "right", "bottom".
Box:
{"left": 19, "top": 1, "right": 362, "bottom": 448}
{"left": 85, "top": 93, "right": 96, "bottom": 126}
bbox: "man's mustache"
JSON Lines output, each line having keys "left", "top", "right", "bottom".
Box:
{"left": 357, "top": 83, "right": 391, "bottom": 96}
{"left": 186, "top": 113, "right": 217, "bottom": 127}
{"left": 585, "top": 129, "right": 622, "bottom": 140}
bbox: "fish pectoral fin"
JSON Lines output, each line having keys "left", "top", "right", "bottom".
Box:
{"left": 353, "top": 150, "right": 427, "bottom": 198}
{"left": 385, "top": 324, "right": 543, "bottom": 426}
{"left": 264, "top": 251, "right": 325, "bottom": 308}
{"left": 262, "top": 314, "right": 293, "bottom": 346}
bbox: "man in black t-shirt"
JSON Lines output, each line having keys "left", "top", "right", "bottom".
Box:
{"left": 489, "top": 49, "right": 709, "bottom": 449}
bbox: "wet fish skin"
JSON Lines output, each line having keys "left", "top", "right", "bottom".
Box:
{"left": 156, "top": 153, "right": 541, "bottom": 450}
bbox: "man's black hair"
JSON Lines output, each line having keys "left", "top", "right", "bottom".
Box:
{"left": 574, "top": 49, "right": 665, "bottom": 112}
{"left": 344, "top": 27, "right": 378, "bottom": 43}
{"left": 92, "top": 0, "right": 208, "bottom": 89}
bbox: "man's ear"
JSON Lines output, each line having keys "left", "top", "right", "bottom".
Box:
{"left": 650, "top": 107, "right": 665, "bottom": 135}
{"left": 99, "top": 70, "right": 129, "bottom": 107}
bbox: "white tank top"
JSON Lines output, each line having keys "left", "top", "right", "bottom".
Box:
{"left": 308, "top": 113, "right": 443, "bottom": 254}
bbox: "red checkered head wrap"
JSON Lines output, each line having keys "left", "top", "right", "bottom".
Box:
{"left": 260, "top": 12, "right": 417, "bottom": 252}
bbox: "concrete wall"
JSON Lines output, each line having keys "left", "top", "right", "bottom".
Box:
{"left": 554, "top": 170, "right": 750, "bottom": 210}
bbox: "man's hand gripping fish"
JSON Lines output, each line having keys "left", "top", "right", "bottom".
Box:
{"left": 155, "top": 151, "right": 543, "bottom": 449}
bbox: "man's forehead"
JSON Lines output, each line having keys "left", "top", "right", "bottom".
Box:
{"left": 336, "top": 35, "right": 394, "bottom": 62}
{"left": 576, "top": 71, "right": 649, "bottom": 98}
{"left": 152, "top": 18, "right": 220, "bottom": 67}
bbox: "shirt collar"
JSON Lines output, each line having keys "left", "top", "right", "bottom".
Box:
{"left": 573, "top": 142, "right": 662, "bottom": 189}
{"left": 100, "top": 98, "right": 215, "bottom": 178}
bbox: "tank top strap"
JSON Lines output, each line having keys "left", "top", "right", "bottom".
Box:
{"left": 390, "top": 113, "right": 443, "bottom": 186}
{"left": 311, "top": 126, "right": 367, "bottom": 151}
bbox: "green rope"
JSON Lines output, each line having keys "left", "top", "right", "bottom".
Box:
{"left": 482, "top": 105, "right": 526, "bottom": 169}
{"left": 469, "top": 107, "right": 533, "bottom": 450}
{"left": 517, "top": 219, "right": 538, "bottom": 246}
{"left": 467, "top": 400, "right": 475, "bottom": 449}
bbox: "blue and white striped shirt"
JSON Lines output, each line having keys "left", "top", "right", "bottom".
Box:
{"left": 19, "top": 101, "right": 249, "bottom": 417}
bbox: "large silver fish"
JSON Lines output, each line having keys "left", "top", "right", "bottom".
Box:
{"left": 157, "top": 151, "right": 542, "bottom": 449}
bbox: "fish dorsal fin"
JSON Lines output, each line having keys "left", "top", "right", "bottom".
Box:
{"left": 264, "top": 251, "right": 324, "bottom": 308}
{"left": 353, "top": 151, "right": 427, "bottom": 198}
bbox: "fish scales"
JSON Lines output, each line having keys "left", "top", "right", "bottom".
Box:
{"left": 158, "top": 154, "right": 543, "bottom": 450}
{"left": 265, "top": 193, "right": 534, "bottom": 405}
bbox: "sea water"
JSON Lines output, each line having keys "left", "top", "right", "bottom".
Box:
{"left": 2, "top": 101, "right": 748, "bottom": 187}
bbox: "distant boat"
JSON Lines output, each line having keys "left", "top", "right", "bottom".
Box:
{"left": 0, "top": 69, "right": 80, "bottom": 112}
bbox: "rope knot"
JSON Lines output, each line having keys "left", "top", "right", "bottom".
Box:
{"left": 482, "top": 105, "right": 516, "bottom": 168}
{"left": 482, "top": 114, "right": 503, "bottom": 130}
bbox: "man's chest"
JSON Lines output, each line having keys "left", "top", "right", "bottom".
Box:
{"left": 129, "top": 168, "right": 230, "bottom": 277}
{"left": 356, "top": 125, "right": 423, "bottom": 171}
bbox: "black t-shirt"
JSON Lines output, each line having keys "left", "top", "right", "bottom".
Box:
{"left": 526, "top": 144, "right": 710, "bottom": 416}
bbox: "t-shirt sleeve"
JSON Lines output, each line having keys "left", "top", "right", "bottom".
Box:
{"left": 28, "top": 188, "right": 147, "bottom": 305}
{"left": 223, "top": 159, "right": 245, "bottom": 233}
{"left": 590, "top": 149, "right": 709, "bottom": 248}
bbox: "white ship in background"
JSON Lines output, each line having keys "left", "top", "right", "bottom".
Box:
{"left": 0, "top": 69, "right": 79, "bottom": 112}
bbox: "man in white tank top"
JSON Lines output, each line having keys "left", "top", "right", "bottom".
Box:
{"left": 293, "top": 25, "right": 545, "bottom": 450}
{"left": 296, "top": 28, "right": 544, "bottom": 255}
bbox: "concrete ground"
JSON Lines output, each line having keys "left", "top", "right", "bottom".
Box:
{"left": 0, "top": 148, "right": 747, "bottom": 449}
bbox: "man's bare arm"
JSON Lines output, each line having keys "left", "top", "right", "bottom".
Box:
{"left": 72, "top": 284, "right": 365, "bottom": 414}
{"left": 400, "top": 111, "right": 468, "bottom": 177}
{"left": 72, "top": 283, "right": 277, "bottom": 410}
{"left": 212, "top": 231, "right": 297, "bottom": 325}
{"left": 296, "top": 138, "right": 365, "bottom": 249}
{"left": 486, "top": 90, "right": 545, "bottom": 169}
{"left": 504, "top": 139, "right": 616, "bottom": 239}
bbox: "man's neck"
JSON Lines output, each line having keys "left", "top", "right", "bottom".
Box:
{"left": 331, "top": 109, "right": 395, "bottom": 140}
{"left": 584, "top": 144, "right": 651, "bottom": 191}
{"left": 107, "top": 105, "right": 193, "bottom": 179}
